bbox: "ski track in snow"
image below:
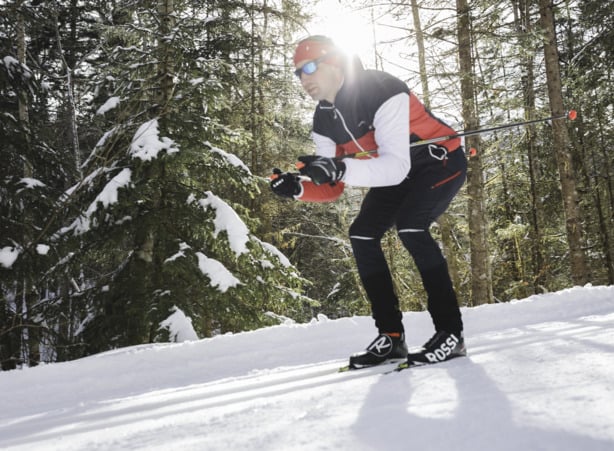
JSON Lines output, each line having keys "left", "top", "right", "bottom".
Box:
{"left": 1, "top": 285, "right": 614, "bottom": 450}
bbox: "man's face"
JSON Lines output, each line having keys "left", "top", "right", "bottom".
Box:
{"left": 295, "top": 57, "right": 342, "bottom": 103}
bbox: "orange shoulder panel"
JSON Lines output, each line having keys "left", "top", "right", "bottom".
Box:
{"left": 409, "top": 93, "right": 461, "bottom": 151}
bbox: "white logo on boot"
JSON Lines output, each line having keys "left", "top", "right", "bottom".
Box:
{"left": 425, "top": 335, "right": 459, "bottom": 363}
{"left": 368, "top": 335, "right": 392, "bottom": 356}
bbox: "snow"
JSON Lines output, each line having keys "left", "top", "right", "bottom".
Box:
{"left": 129, "top": 119, "right": 180, "bottom": 161}
{"left": 206, "top": 142, "right": 252, "bottom": 175}
{"left": 2, "top": 55, "right": 19, "bottom": 67}
{"left": 0, "top": 246, "right": 20, "bottom": 269}
{"left": 18, "top": 177, "right": 46, "bottom": 189}
{"left": 164, "top": 241, "right": 191, "bottom": 263}
{"left": 158, "top": 306, "right": 199, "bottom": 342}
{"left": 35, "top": 244, "right": 50, "bottom": 255}
{"left": 2, "top": 55, "right": 32, "bottom": 79}
{"left": 62, "top": 168, "right": 105, "bottom": 200}
{"left": 95, "top": 96, "right": 120, "bottom": 115}
{"left": 58, "top": 168, "right": 133, "bottom": 236}
{"left": 256, "top": 237, "right": 293, "bottom": 268}
{"left": 196, "top": 251, "right": 242, "bottom": 292}
{"left": 87, "top": 168, "right": 132, "bottom": 210}
{"left": 0, "top": 285, "right": 613, "bottom": 451}
{"left": 197, "top": 191, "right": 250, "bottom": 256}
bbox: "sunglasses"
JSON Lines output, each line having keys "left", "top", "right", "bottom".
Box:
{"left": 294, "top": 55, "right": 330, "bottom": 78}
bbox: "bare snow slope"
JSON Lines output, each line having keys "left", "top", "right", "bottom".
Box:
{"left": 1, "top": 285, "right": 614, "bottom": 451}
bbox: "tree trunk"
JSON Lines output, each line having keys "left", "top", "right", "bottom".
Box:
{"left": 18, "top": 0, "right": 40, "bottom": 367}
{"left": 411, "top": 0, "right": 429, "bottom": 105}
{"left": 156, "top": 0, "right": 175, "bottom": 112}
{"left": 514, "top": 0, "right": 547, "bottom": 292}
{"left": 250, "top": 0, "right": 258, "bottom": 171}
{"left": 54, "top": 4, "right": 82, "bottom": 179}
{"left": 127, "top": 0, "right": 176, "bottom": 344}
{"left": 538, "top": 0, "right": 589, "bottom": 284}
{"left": 410, "top": 0, "right": 462, "bottom": 296}
{"left": 456, "top": 0, "right": 493, "bottom": 305}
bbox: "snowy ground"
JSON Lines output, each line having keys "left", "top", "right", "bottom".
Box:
{"left": 1, "top": 285, "right": 614, "bottom": 451}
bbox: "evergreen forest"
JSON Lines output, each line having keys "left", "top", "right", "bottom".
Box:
{"left": 1, "top": 0, "right": 612, "bottom": 370}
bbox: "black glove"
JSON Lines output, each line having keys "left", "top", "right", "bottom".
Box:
{"left": 270, "top": 168, "right": 302, "bottom": 199}
{"left": 297, "top": 156, "right": 346, "bottom": 186}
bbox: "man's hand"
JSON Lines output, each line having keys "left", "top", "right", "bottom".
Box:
{"left": 269, "top": 169, "right": 302, "bottom": 199}
{"left": 297, "top": 156, "right": 346, "bottom": 186}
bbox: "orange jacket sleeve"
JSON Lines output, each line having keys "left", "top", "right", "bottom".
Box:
{"left": 297, "top": 180, "right": 345, "bottom": 202}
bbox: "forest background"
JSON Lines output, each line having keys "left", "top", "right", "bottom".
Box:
{"left": 1, "top": 0, "right": 612, "bottom": 370}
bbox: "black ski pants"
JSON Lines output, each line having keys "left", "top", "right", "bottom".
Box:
{"left": 349, "top": 147, "right": 467, "bottom": 336}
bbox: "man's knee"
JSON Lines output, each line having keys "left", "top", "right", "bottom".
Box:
{"left": 349, "top": 216, "right": 377, "bottom": 240}
{"left": 397, "top": 229, "right": 445, "bottom": 270}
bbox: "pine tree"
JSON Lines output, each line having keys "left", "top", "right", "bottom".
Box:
{"left": 51, "top": 1, "right": 312, "bottom": 353}
{"left": 0, "top": 0, "right": 62, "bottom": 369}
{"left": 1, "top": 0, "right": 315, "bottom": 365}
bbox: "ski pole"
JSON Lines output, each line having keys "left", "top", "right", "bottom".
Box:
{"left": 290, "top": 150, "right": 376, "bottom": 172}
{"left": 274, "top": 109, "right": 577, "bottom": 178}
{"left": 270, "top": 152, "right": 373, "bottom": 180}
{"left": 410, "top": 109, "right": 577, "bottom": 147}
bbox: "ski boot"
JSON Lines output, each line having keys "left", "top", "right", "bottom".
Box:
{"left": 348, "top": 332, "right": 408, "bottom": 369}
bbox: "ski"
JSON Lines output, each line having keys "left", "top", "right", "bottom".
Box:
{"left": 385, "top": 353, "right": 467, "bottom": 374}
{"left": 385, "top": 360, "right": 425, "bottom": 374}
{"left": 338, "top": 358, "right": 403, "bottom": 373}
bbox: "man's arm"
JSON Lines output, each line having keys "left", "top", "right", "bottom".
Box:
{"left": 342, "top": 92, "right": 410, "bottom": 187}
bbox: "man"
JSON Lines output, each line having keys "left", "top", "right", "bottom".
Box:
{"left": 270, "top": 35, "right": 467, "bottom": 368}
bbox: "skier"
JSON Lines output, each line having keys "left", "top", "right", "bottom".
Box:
{"left": 270, "top": 35, "right": 467, "bottom": 368}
